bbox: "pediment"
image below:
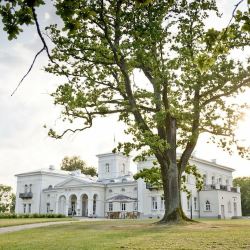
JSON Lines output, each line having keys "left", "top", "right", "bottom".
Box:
{"left": 55, "top": 177, "right": 91, "bottom": 188}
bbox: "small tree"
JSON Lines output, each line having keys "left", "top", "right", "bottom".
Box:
{"left": 233, "top": 177, "right": 250, "bottom": 216}
{"left": 61, "top": 156, "right": 97, "bottom": 177}
{"left": 0, "top": 185, "right": 15, "bottom": 213}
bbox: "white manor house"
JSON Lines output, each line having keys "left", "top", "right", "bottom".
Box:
{"left": 15, "top": 152, "right": 242, "bottom": 219}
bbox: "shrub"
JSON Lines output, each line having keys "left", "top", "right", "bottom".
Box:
{"left": 0, "top": 213, "right": 66, "bottom": 219}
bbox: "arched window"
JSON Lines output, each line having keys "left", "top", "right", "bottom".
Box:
{"left": 205, "top": 200, "right": 211, "bottom": 211}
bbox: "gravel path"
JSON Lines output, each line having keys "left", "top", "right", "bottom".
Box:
{"left": 0, "top": 218, "right": 109, "bottom": 235}
{"left": 0, "top": 221, "right": 75, "bottom": 234}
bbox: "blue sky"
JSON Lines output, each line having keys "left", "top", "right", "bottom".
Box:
{"left": 0, "top": 0, "right": 249, "bottom": 190}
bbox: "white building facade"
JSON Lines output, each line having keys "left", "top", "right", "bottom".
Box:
{"left": 15, "top": 153, "right": 242, "bottom": 219}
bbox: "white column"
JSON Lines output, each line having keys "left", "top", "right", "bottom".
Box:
{"left": 76, "top": 195, "right": 81, "bottom": 216}
{"left": 88, "top": 198, "right": 93, "bottom": 217}
{"left": 55, "top": 200, "right": 59, "bottom": 214}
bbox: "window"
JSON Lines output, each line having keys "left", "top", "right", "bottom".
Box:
{"left": 133, "top": 202, "right": 138, "bottom": 211}
{"left": 122, "top": 178, "right": 127, "bottom": 183}
{"left": 109, "top": 202, "right": 113, "bottom": 211}
{"left": 226, "top": 179, "right": 229, "bottom": 186}
{"left": 187, "top": 198, "right": 190, "bottom": 210}
{"left": 105, "top": 163, "right": 110, "bottom": 173}
{"left": 121, "top": 188, "right": 125, "bottom": 192}
{"left": 134, "top": 187, "right": 137, "bottom": 191}
{"left": 218, "top": 178, "right": 222, "bottom": 184}
{"left": 121, "top": 203, "right": 126, "bottom": 211}
{"left": 28, "top": 204, "right": 31, "bottom": 213}
{"left": 194, "top": 197, "right": 197, "bottom": 210}
{"left": 152, "top": 197, "right": 157, "bottom": 210}
{"left": 228, "top": 201, "right": 232, "bottom": 213}
{"left": 23, "top": 204, "right": 26, "bottom": 213}
{"left": 212, "top": 176, "right": 215, "bottom": 185}
{"left": 108, "top": 189, "right": 112, "bottom": 193}
{"left": 24, "top": 185, "right": 28, "bottom": 193}
{"left": 161, "top": 196, "right": 165, "bottom": 210}
{"left": 29, "top": 184, "right": 32, "bottom": 192}
{"left": 205, "top": 200, "right": 211, "bottom": 211}
{"left": 203, "top": 174, "right": 207, "bottom": 185}
{"left": 47, "top": 203, "right": 50, "bottom": 213}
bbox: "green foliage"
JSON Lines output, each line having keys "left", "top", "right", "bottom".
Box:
{"left": 233, "top": 177, "right": 250, "bottom": 216}
{"left": 0, "top": 185, "right": 15, "bottom": 214}
{"left": 0, "top": 0, "right": 44, "bottom": 40}
{"left": 61, "top": 156, "right": 97, "bottom": 177}
{"left": 134, "top": 162, "right": 204, "bottom": 197}
{"left": 0, "top": 213, "right": 66, "bottom": 219}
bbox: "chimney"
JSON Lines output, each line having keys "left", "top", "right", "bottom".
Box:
{"left": 49, "top": 165, "right": 55, "bottom": 170}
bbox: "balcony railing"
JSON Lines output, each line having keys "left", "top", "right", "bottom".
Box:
{"left": 19, "top": 192, "right": 33, "bottom": 199}
{"left": 202, "top": 185, "right": 239, "bottom": 193}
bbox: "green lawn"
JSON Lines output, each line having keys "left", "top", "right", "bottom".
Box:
{"left": 0, "top": 218, "right": 73, "bottom": 228}
{"left": 0, "top": 219, "right": 250, "bottom": 249}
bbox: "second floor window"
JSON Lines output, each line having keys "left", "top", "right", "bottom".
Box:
{"left": 24, "top": 185, "right": 28, "bottom": 193}
{"left": 29, "top": 184, "right": 32, "bottom": 192}
{"left": 121, "top": 203, "right": 126, "bottom": 211}
{"left": 105, "top": 163, "right": 110, "bottom": 173}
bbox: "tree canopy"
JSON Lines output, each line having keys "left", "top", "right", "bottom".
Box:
{"left": 233, "top": 177, "right": 250, "bottom": 216}
{"left": 1, "top": 0, "right": 249, "bottom": 223}
{"left": 61, "top": 156, "right": 97, "bottom": 177}
{"left": 0, "top": 184, "right": 15, "bottom": 214}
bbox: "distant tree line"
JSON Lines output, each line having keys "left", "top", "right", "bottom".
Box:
{"left": 234, "top": 177, "right": 250, "bottom": 216}
{"left": 61, "top": 156, "right": 97, "bottom": 177}
{"left": 0, "top": 184, "right": 15, "bottom": 214}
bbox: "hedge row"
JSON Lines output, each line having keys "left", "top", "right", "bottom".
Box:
{"left": 0, "top": 213, "right": 66, "bottom": 219}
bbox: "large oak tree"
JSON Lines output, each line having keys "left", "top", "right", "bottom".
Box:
{"left": 1, "top": 0, "right": 250, "bottom": 223}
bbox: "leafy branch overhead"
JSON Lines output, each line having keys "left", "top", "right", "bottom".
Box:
{"left": 134, "top": 162, "right": 204, "bottom": 198}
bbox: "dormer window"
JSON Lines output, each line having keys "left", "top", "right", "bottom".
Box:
{"left": 105, "top": 163, "right": 110, "bottom": 173}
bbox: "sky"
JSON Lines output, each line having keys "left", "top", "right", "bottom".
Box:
{"left": 0, "top": 0, "right": 250, "bottom": 191}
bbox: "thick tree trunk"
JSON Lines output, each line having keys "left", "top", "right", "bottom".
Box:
{"left": 157, "top": 117, "right": 192, "bottom": 224}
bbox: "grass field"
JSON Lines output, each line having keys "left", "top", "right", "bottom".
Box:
{"left": 0, "top": 219, "right": 250, "bottom": 250}
{"left": 0, "top": 218, "right": 73, "bottom": 228}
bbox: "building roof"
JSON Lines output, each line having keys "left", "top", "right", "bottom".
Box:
{"left": 106, "top": 194, "right": 137, "bottom": 202}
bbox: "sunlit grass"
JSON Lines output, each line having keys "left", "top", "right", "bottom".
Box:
{"left": 0, "top": 219, "right": 250, "bottom": 249}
